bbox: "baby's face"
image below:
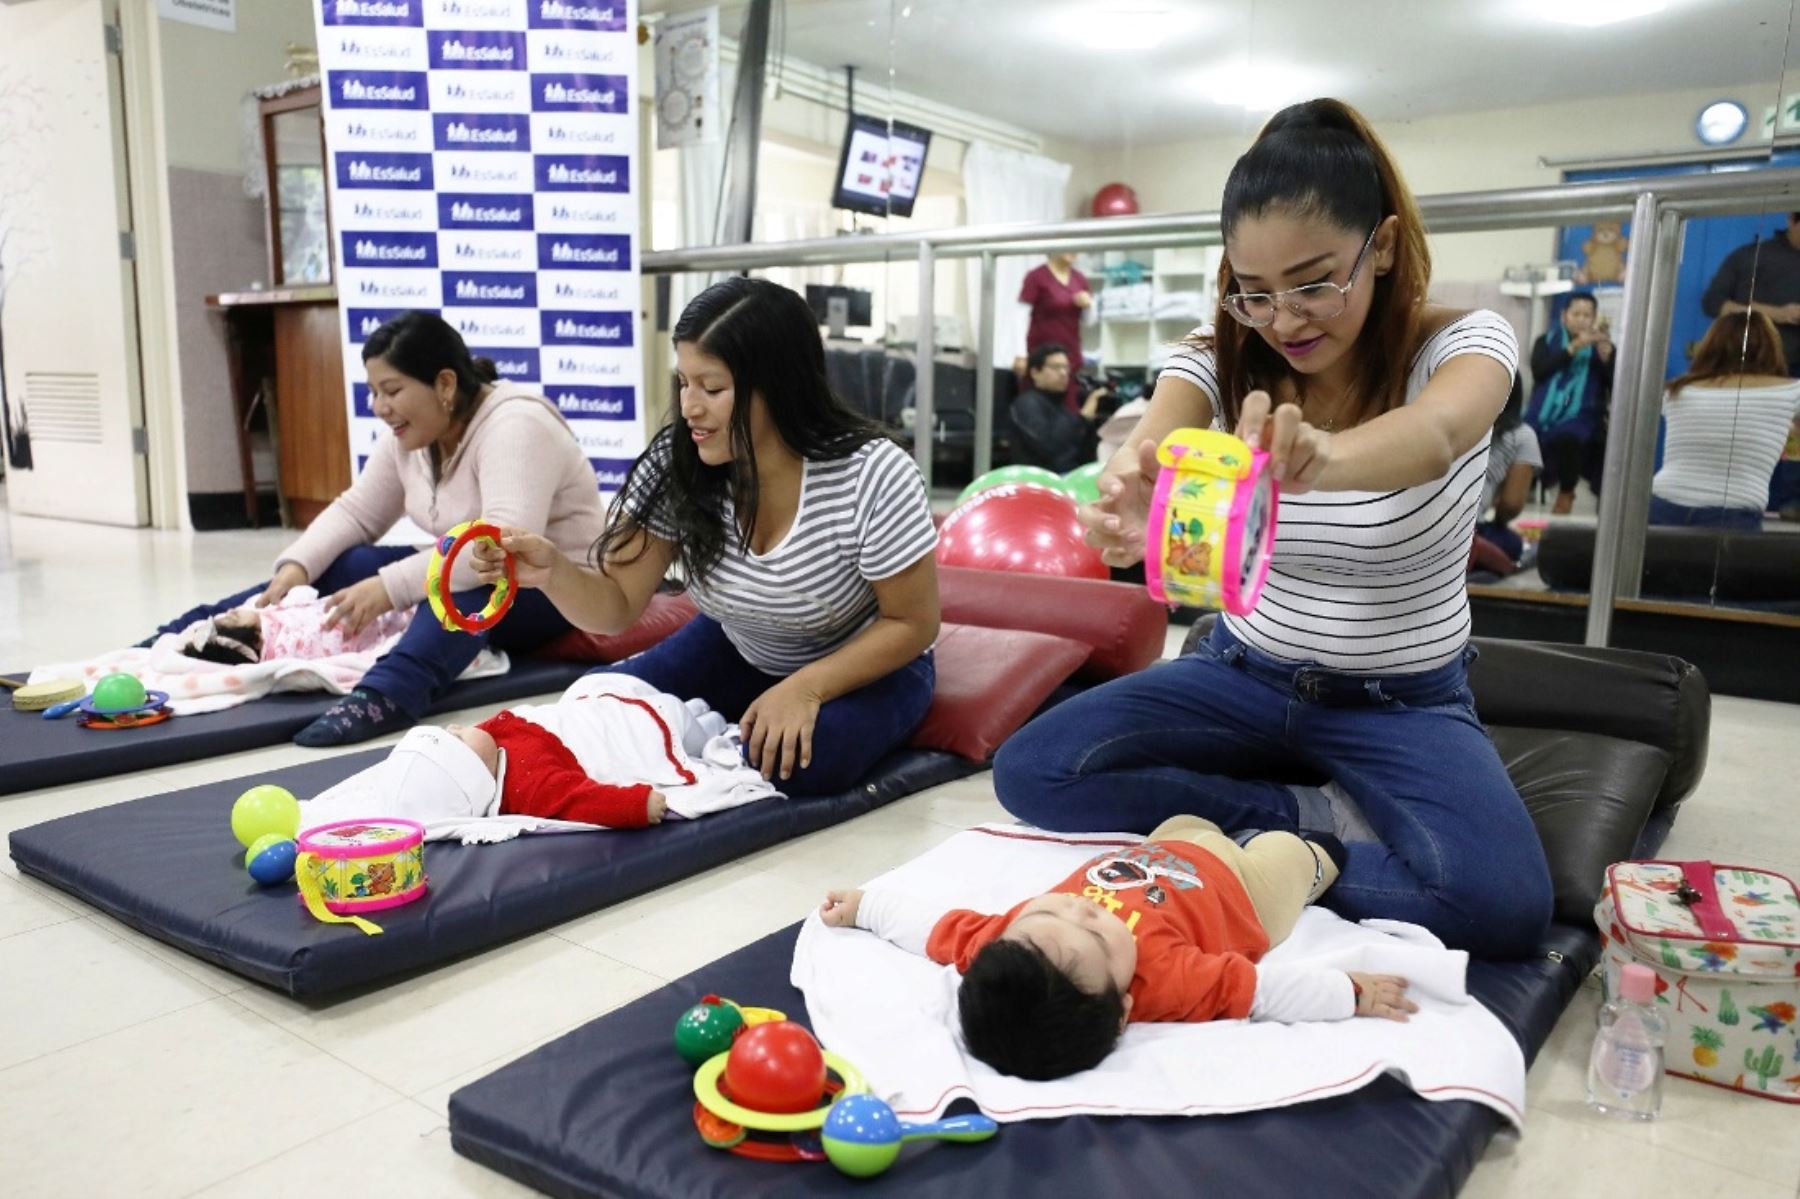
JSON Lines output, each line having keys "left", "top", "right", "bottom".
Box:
{"left": 1003, "top": 892, "right": 1139, "bottom": 999}
{"left": 446, "top": 725, "right": 500, "bottom": 778}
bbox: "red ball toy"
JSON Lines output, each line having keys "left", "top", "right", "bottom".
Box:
{"left": 1091, "top": 182, "right": 1141, "bottom": 218}
{"left": 936, "top": 485, "right": 1109, "bottom": 581}
{"left": 721, "top": 1021, "right": 828, "bottom": 1115}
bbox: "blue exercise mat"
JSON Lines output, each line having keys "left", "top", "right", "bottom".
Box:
{"left": 0, "top": 657, "right": 590, "bottom": 795}
{"left": 446, "top": 920, "right": 1599, "bottom": 1199}
{"left": 8, "top": 747, "right": 978, "bottom": 997}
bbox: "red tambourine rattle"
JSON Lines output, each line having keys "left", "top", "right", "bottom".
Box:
{"left": 425, "top": 520, "right": 516, "bottom": 633}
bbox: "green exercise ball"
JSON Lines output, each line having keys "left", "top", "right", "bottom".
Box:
{"left": 957, "top": 466, "right": 1070, "bottom": 506}
{"left": 1062, "top": 461, "right": 1106, "bottom": 506}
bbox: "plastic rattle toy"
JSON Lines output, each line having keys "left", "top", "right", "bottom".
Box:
{"left": 674, "top": 994, "right": 788, "bottom": 1065}
{"left": 1144, "top": 428, "right": 1279, "bottom": 615}
{"left": 425, "top": 520, "right": 517, "bottom": 633}
{"left": 820, "top": 1092, "right": 998, "bottom": 1178}
{"left": 691, "top": 1021, "right": 868, "bottom": 1162}
{"left": 43, "top": 671, "right": 172, "bottom": 727}
{"left": 243, "top": 834, "right": 298, "bottom": 886}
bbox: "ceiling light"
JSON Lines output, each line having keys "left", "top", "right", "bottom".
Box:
{"left": 1536, "top": 0, "right": 1666, "bottom": 27}
{"left": 1053, "top": 4, "right": 1200, "bottom": 53}
{"left": 1190, "top": 61, "right": 1323, "bottom": 112}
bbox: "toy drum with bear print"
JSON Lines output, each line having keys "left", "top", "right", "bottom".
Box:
{"left": 1145, "top": 428, "right": 1279, "bottom": 616}
{"left": 294, "top": 818, "right": 427, "bottom": 935}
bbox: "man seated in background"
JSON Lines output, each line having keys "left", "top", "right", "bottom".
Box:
{"left": 1009, "top": 343, "right": 1115, "bottom": 474}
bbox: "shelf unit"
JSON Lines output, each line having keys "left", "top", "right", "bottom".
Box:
{"left": 1081, "top": 245, "right": 1222, "bottom": 379}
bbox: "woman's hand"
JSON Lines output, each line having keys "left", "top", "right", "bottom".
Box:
{"left": 1073, "top": 290, "right": 1094, "bottom": 310}
{"left": 820, "top": 889, "right": 864, "bottom": 928}
{"left": 1237, "top": 390, "right": 1333, "bottom": 494}
{"left": 1348, "top": 972, "right": 1418, "bottom": 1022}
{"left": 260, "top": 562, "right": 309, "bottom": 608}
{"left": 1080, "top": 438, "right": 1160, "bottom": 567}
{"left": 739, "top": 675, "right": 823, "bottom": 782}
{"left": 475, "top": 527, "right": 562, "bottom": 590}
{"left": 321, "top": 576, "right": 394, "bottom": 636}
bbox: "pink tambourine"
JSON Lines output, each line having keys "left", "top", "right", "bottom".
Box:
{"left": 293, "top": 817, "right": 427, "bottom": 935}
{"left": 1144, "top": 428, "right": 1279, "bottom": 615}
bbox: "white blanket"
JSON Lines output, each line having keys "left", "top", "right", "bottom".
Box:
{"left": 28, "top": 605, "right": 507, "bottom": 715}
{"left": 792, "top": 825, "right": 1526, "bottom": 1128}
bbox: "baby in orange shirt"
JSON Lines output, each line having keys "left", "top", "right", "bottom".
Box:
{"left": 821, "top": 816, "right": 1416, "bottom": 1080}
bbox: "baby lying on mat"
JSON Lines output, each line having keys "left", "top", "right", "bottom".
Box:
{"left": 305, "top": 673, "right": 779, "bottom": 839}
{"left": 180, "top": 586, "right": 412, "bottom": 665}
{"left": 821, "top": 816, "right": 1417, "bottom": 1081}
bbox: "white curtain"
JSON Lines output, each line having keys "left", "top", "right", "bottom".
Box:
{"left": 961, "top": 141, "right": 1073, "bottom": 369}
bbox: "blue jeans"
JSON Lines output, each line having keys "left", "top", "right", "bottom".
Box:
{"left": 993, "top": 624, "right": 1554, "bottom": 958}
{"left": 150, "top": 545, "right": 572, "bottom": 717}
{"left": 1647, "top": 495, "right": 1762, "bottom": 531}
{"left": 1770, "top": 460, "right": 1800, "bottom": 512}
{"left": 597, "top": 614, "right": 936, "bottom": 797}
{"left": 1475, "top": 521, "right": 1523, "bottom": 563}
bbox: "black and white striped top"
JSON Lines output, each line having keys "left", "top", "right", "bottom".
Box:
{"left": 1652, "top": 380, "right": 1800, "bottom": 511}
{"left": 633, "top": 435, "right": 938, "bottom": 675}
{"left": 1161, "top": 310, "right": 1519, "bottom": 674}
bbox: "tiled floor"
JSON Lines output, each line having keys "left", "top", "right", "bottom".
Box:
{"left": 1, "top": 502, "right": 1796, "bottom": 1198}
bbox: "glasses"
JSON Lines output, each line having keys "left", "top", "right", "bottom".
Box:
{"left": 1223, "top": 226, "right": 1380, "bottom": 328}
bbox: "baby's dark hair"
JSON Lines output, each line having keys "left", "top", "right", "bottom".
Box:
{"left": 957, "top": 939, "right": 1125, "bottom": 1080}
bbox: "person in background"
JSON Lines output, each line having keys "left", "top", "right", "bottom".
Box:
{"left": 1525, "top": 291, "right": 1613, "bottom": 516}
{"left": 1019, "top": 252, "right": 1094, "bottom": 412}
{"left": 1701, "top": 211, "right": 1800, "bottom": 379}
{"left": 1009, "top": 343, "right": 1117, "bottom": 473}
{"left": 1470, "top": 375, "right": 1541, "bottom": 574}
{"left": 1651, "top": 309, "right": 1800, "bottom": 530}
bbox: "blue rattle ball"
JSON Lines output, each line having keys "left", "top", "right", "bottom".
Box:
{"left": 246, "top": 836, "right": 298, "bottom": 886}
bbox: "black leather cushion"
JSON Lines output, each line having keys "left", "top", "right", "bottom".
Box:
{"left": 449, "top": 921, "right": 1601, "bottom": 1199}
{"left": 1539, "top": 522, "right": 1800, "bottom": 602}
{"left": 1493, "top": 727, "right": 1670, "bottom": 926}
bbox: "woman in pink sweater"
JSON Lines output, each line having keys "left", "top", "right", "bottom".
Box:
{"left": 145, "top": 312, "right": 606, "bottom": 745}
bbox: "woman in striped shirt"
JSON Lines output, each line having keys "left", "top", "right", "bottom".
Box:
{"left": 995, "top": 99, "right": 1553, "bottom": 959}
{"left": 483, "top": 278, "right": 940, "bottom": 795}
{"left": 1651, "top": 308, "right": 1800, "bottom": 530}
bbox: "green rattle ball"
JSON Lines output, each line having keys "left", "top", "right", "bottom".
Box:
{"left": 231, "top": 784, "right": 300, "bottom": 848}
{"left": 674, "top": 995, "right": 746, "bottom": 1065}
{"left": 92, "top": 672, "right": 148, "bottom": 711}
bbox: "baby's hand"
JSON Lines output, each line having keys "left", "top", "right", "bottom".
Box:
{"left": 1348, "top": 972, "right": 1418, "bottom": 1022}
{"left": 646, "top": 791, "right": 667, "bottom": 824}
{"left": 819, "top": 889, "right": 863, "bottom": 928}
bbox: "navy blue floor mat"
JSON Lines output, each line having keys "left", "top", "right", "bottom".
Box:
{"left": 8, "top": 748, "right": 978, "bottom": 997}
{"left": 447, "top": 921, "right": 1599, "bottom": 1199}
{"left": 0, "top": 658, "right": 590, "bottom": 795}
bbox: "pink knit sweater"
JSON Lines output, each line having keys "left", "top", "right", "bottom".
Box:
{"left": 275, "top": 383, "right": 608, "bottom": 611}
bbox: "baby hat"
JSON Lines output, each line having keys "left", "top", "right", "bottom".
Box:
{"left": 379, "top": 726, "right": 501, "bottom": 820}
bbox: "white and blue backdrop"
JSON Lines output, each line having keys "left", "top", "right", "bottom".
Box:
{"left": 314, "top": 0, "right": 642, "bottom": 497}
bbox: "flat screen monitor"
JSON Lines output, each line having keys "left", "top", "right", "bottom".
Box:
{"left": 831, "top": 113, "right": 932, "bottom": 219}
{"left": 805, "top": 284, "right": 873, "bottom": 329}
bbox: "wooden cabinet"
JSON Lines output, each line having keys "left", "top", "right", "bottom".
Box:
{"left": 206, "top": 286, "right": 350, "bottom": 528}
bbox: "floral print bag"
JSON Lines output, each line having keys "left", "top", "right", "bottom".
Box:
{"left": 1595, "top": 860, "right": 1800, "bottom": 1102}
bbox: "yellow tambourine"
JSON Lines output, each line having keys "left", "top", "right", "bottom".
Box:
{"left": 425, "top": 520, "right": 517, "bottom": 633}
{"left": 1145, "top": 428, "right": 1279, "bottom": 615}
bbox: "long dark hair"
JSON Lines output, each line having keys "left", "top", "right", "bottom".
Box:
{"left": 362, "top": 310, "right": 498, "bottom": 422}
{"left": 598, "top": 276, "right": 889, "bottom": 585}
{"left": 1197, "top": 98, "right": 1431, "bottom": 429}
{"left": 1668, "top": 308, "right": 1789, "bottom": 395}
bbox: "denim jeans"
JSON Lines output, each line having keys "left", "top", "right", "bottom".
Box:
{"left": 993, "top": 622, "right": 1554, "bottom": 958}
{"left": 597, "top": 614, "right": 936, "bottom": 797}
{"left": 1647, "top": 495, "right": 1763, "bottom": 531}
{"left": 149, "top": 544, "right": 573, "bottom": 717}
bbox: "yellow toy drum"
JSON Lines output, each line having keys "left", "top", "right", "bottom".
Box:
{"left": 1144, "top": 428, "right": 1279, "bottom": 615}
{"left": 294, "top": 818, "right": 427, "bottom": 936}
{"left": 426, "top": 520, "right": 516, "bottom": 633}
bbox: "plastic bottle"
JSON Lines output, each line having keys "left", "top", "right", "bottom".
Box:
{"left": 1585, "top": 962, "right": 1666, "bottom": 1120}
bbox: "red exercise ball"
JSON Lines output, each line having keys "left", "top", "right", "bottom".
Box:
{"left": 937, "top": 484, "right": 1109, "bottom": 581}
{"left": 1091, "top": 182, "right": 1141, "bottom": 218}
{"left": 722, "top": 1021, "right": 827, "bottom": 1115}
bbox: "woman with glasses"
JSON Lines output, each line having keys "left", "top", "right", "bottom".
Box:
{"left": 992, "top": 98, "right": 1553, "bottom": 960}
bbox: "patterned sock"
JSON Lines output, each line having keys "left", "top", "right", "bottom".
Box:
{"left": 294, "top": 688, "right": 410, "bottom": 748}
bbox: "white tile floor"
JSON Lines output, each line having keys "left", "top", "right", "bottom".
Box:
{"left": 2, "top": 501, "right": 1797, "bottom": 1198}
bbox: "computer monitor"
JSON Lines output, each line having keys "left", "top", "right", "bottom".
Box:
{"left": 805, "top": 284, "right": 873, "bottom": 338}
{"left": 831, "top": 113, "right": 932, "bottom": 219}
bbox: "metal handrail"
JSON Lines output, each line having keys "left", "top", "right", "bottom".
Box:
{"left": 641, "top": 167, "right": 1800, "bottom": 274}
{"left": 641, "top": 165, "right": 1800, "bottom": 651}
